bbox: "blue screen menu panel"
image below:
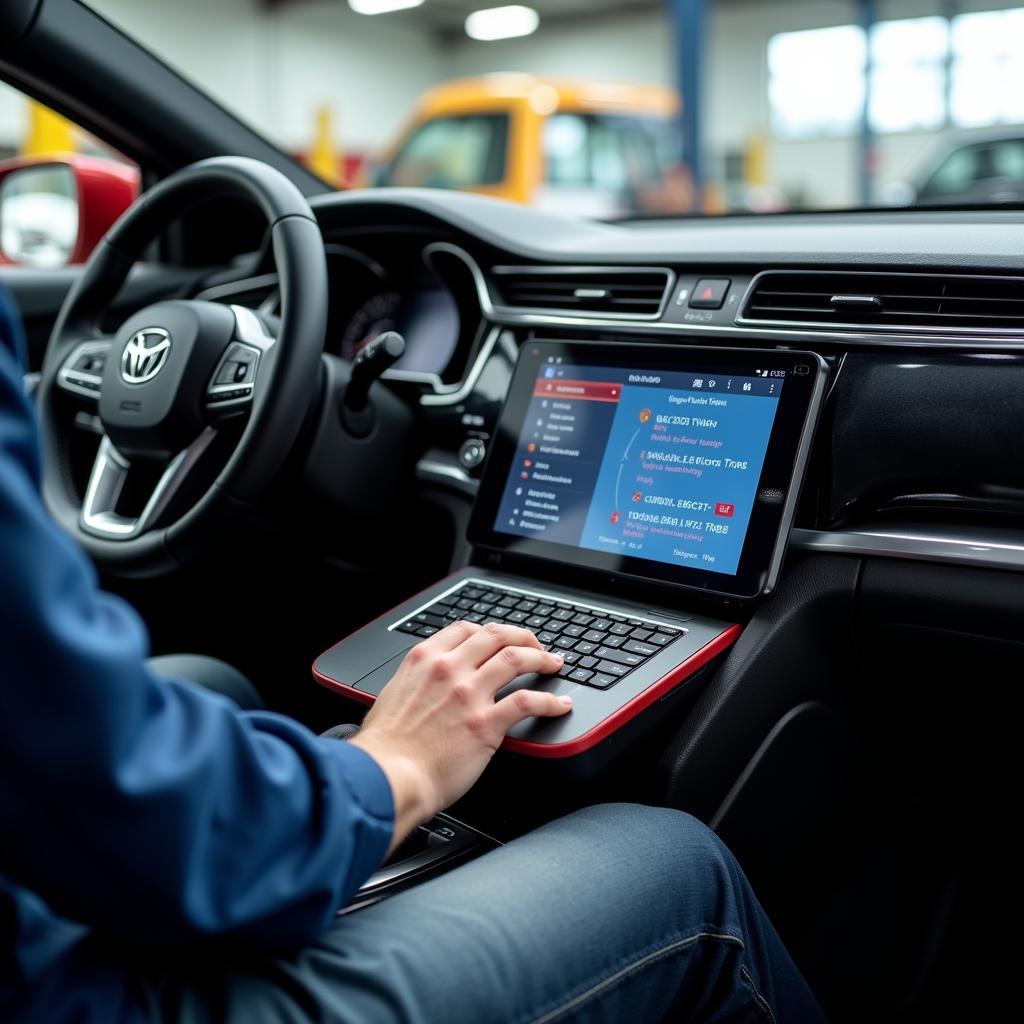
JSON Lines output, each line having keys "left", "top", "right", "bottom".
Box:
{"left": 493, "top": 361, "right": 783, "bottom": 576}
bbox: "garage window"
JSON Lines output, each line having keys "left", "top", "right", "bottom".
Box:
{"left": 768, "top": 25, "right": 866, "bottom": 138}
{"left": 868, "top": 16, "right": 947, "bottom": 133}
{"left": 770, "top": 9, "right": 1024, "bottom": 140}
{"left": 380, "top": 114, "right": 509, "bottom": 189}
{"left": 950, "top": 9, "right": 1024, "bottom": 127}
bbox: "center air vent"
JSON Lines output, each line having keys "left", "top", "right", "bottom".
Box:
{"left": 742, "top": 271, "right": 1024, "bottom": 332}
{"left": 490, "top": 266, "right": 672, "bottom": 318}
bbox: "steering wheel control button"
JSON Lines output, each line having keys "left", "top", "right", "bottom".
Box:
{"left": 208, "top": 341, "right": 261, "bottom": 408}
{"left": 458, "top": 438, "right": 487, "bottom": 471}
{"left": 214, "top": 362, "right": 240, "bottom": 385}
{"left": 73, "top": 351, "right": 105, "bottom": 374}
{"left": 689, "top": 278, "right": 731, "bottom": 309}
{"left": 58, "top": 340, "right": 112, "bottom": 399}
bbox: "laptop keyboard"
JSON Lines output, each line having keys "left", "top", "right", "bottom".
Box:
{"left": 393, "top": 581, "right": 684, "bottom": 690}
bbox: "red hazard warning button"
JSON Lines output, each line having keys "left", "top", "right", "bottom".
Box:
{"left": 689, "top": 278, "right": 731, "bottom": 310}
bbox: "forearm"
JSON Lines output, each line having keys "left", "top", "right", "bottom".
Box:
{"left": 350, "top": 735, "right": 437, "bottom": 856}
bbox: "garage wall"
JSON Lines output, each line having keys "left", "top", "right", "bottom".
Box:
{"left": 87, "top": 0, "right": 442, "bottom": 153}
{"left": 445, "top": 9, "right": 673, "bottom": 86}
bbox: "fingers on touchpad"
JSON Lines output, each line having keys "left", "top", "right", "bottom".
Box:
{"left": 495, "top": 673, "right": 579, "bottom": 703}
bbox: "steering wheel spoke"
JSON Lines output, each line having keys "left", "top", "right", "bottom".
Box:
{"left": 56, "top": 338, "right": 112, "bottom": 401}
{"left": 81, "top": 429, "right": 217, "bottom": 539}
{"left": 204, "top": 305, "right": 276, "bottom": 417}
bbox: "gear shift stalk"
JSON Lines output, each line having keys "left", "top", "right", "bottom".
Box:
{"left": 341, "top": 331, "right": 406, "bottom": 437}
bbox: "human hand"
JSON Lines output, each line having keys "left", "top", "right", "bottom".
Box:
{"left": 350, "top": 620, "right": 571, "bottom": 851}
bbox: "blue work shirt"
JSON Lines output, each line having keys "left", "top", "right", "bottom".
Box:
{"left": 0, "top": 285, "right": 394, "bottom": 1022}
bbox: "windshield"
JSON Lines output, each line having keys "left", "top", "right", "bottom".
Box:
{"left": 53, "top": 1, "right": 1024, "bottom": 217}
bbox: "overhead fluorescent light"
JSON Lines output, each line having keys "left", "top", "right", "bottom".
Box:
{"left": 465, "top": 5, "right": 540, "bottom": 41}
{"left": 348, "top": 0, "right": 424, "bottom": 15}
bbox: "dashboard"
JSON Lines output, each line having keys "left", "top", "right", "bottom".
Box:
{"left": 195, "top": 189, "right": 1024, "bottom": 577}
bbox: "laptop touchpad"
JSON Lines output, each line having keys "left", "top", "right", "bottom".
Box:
{"left": 354, "top": 649, "right": 412, "bottom": 698}
{"left": 359, "top": 658, "right": 580, "bottom": 705}
{"left": 495, "top": 673, "right": 579, "bottom": 703}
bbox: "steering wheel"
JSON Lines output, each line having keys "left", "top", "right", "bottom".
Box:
{"left": 37, "top": 157, "right": 328, "bottom": 576}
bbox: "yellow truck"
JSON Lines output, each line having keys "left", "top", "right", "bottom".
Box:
{"left": 372, "top": 74, "right": 691, "bottom": 218}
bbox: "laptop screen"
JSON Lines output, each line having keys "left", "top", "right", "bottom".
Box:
{"left": 469, "top": 341, "right": 827, "bottom": 599}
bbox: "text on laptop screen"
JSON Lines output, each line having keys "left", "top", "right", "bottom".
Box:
{"left": 492, "top": 360, "right": 784, "bottom": 577}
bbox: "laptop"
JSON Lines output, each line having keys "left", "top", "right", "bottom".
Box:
{"left": 314, "top": 340, "right": 827, "bottom": 765}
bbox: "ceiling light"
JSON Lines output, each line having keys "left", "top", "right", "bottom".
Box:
{"left": 465, "top": 5, "right": 539, "bottom": 41}
{"left": 348, "top": 0, "right": 424, "bottom": 15}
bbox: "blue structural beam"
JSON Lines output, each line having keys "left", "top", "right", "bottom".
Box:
{"left": 859, "top": 0, "right": 877, "bottom": 206}
{"left": 669, "top": 0, "right": 707, "bottom": 207}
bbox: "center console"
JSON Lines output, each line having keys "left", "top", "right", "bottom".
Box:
{"left": 320, "top": 339, "right": 828, "bottom": 907}
{"left": 344, "top": 813, "right": 496, "bottom": 913}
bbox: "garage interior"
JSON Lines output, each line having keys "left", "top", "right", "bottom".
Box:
{"left": 3, "top": 0, "right": 1024, "bottom": 212}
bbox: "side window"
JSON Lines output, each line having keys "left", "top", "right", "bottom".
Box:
{"left": 544, "top": 114, "right": 630, "bottom": 191}
{"left": 919, "top": 145, "right": 982, "bottom": 198}
{"left": 991, "top": 139, "right": 1024, "bottom": 182}
{"left": 589, "top": 119, "right": 630, "bottom": 192}
{"left": 381, "top": 114, "right": 509, "bottom": 190}
{"left": 0, "top": 82, "right": 139, "bottom": 268}
{"left": 545, "top": 114, "right": 592, "bottom": 186}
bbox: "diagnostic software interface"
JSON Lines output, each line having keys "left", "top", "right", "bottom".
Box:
{"left": 493, "top": 359, "right": 783, "bottom": 576}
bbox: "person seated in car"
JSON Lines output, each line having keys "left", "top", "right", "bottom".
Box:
{"left": 0, "top": 282, "right": 825, "bottom": 1023}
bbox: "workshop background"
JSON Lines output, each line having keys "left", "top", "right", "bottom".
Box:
{"left": 3, "top": 0, "right": 1023, "bottom": 215}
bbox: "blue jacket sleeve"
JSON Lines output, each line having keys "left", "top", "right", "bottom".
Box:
{"left": 0, "top": 286, "right": 393, "bottom": 947}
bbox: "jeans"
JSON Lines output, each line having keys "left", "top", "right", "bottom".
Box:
{"left": 148, "top": 803, "right": 826, "bottom": 1023}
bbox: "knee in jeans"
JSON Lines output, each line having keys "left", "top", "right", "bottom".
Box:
{"left": 571, "top": 803, "right": 729, "bottom": 860}
{"left": 588, "top": 803, "right": 739, "bottom": 886}
{"left": 669, "top": 810, "right": 736, "bottom": 870}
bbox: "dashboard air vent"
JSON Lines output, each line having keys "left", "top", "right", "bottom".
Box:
{"left": 490, "top": 266, "right": 671, "bottom": 317}
{"left": 743, "top": 271, "right": 1024, "bottom": 331}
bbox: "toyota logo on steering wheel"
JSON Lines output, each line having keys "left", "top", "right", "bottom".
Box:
{"left": 121, "top": 328, "right": 172, "bottom": 384}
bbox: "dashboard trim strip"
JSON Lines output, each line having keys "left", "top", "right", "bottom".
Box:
{"left": 791, "top": 526, "right": 1024, "bottom": 572}
{"left": 487, "top": 312, "right": 1024, "bottom": 350}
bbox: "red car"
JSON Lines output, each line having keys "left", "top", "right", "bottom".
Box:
{"left": 0, "top": 152, "right": 137, "bottom": 266}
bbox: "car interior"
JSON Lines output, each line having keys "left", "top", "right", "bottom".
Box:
{"left": 2, "top": 2, "right": 1022, "bottom": 1021}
